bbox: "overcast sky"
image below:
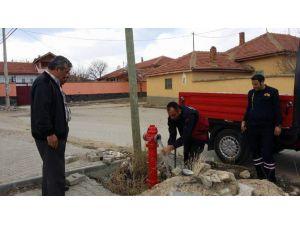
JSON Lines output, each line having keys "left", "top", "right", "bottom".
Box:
{"left": 2, "top": 28, "right": 300, "bottom": 74}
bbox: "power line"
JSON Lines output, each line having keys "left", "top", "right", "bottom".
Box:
{"left": 194, "top": 28, "right": 228, "bottom": 35}
{"left": 19, "top": 29, "right": 192, "bottom": 41}
{"left": 195, "top": 32, "right": 238, "bottom": 38}
{"left": 0, "top": 28, "right": 17, "bottom": 44}
{"left": 5, "top": 28, "right": 13, "bottom": 37}
{"left": 5, "top": 28, "right": 17, "bottom": 40}
{"left": 18, "top": 28, "right": 231, "bottom": 42}
{"left": 19, "top": 29, "right": 61, "bottom": 54}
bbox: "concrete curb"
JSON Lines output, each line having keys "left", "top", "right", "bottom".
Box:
{"left": 0, "top": 160, "right": 123, "bottom": 195}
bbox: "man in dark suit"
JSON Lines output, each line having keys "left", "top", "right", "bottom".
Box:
{"left": 31, "top": 56, "right": 72, "bottom": 196}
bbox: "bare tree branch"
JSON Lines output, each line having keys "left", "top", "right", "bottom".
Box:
{"left": 277, "top": 53, "right": 297, "bottom": 74}
{"left": 87, "top": 60, "right": 107, "bottom": 80}
{"left": 69, "top": 66, "right": 90, "bottom": 82}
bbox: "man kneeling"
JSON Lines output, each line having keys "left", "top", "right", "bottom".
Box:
{"left": 162, "top": 102, "right": 209, "bottom": 169}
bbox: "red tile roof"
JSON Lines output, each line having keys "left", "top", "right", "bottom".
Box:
{"left": 227, "top": 32, "right": 300, "bottom": 61}
{"left": 33, "top": 52, "right": 56, "bottom": 63}
{"left": 146, "top": 51, "right": 253, "bottom": 77}
{"left": 99, "top": 56, "right": 173, "bottom": 81}
{"left": 0, "top": 62, "right": 39, "bottom": 75}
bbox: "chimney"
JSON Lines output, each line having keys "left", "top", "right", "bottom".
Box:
{"left": 210, "top": 46, "right": 217, "bottom": 62}
{"left": 141, "top": 57, "right": 144, "bottom": 62}
{"left": 239, "top": 32, "right": 245, "bottom": 46}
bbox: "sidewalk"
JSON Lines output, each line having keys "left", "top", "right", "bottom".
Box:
{"left": 13, "top": 176, "right": 117, "bottom": 196}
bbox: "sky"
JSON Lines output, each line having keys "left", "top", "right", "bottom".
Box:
{"left": 1, "top": 28, "right": 300, "bottom": 75}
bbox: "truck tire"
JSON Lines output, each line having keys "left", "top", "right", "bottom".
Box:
{"left": 214, "top": 129, "right": 250, "bottom": 164}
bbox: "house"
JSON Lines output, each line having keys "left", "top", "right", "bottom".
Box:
{"left": 0, "top": 52, "right": 56, "bottom": 105}
{"left": 0, "top": 52, "right": 56, "bottom": 85}
{"left": 0, "top": 62, "right": 39, "bottom": 84}
{"left": 226, "top": 32, "right": 299, "bottom": 76}
{"left": 146, "top": 32, "right": 300, "bottom": 106}
{"left": 98, "top": 56, "right": 173, "bottom": 82}
{"left": 33, "top": 52, "right": 56, "bottom": 73}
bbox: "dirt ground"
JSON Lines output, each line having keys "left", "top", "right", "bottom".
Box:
{"left": 1, "top": 100, "right": 300, "bottom": 186}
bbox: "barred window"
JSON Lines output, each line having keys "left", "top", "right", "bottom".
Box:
{"left": 165, "top": 78, "right": 172, "bottom": 89}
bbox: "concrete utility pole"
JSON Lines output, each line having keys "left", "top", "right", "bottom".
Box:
{"left": 192, "top": 32, "right": 195, "bottom": 51}
{"left": 2, "top": 28, "right": 10, "bottom": 109}
{"left": 125, "top": 28, "right": 142, "bottom": 158}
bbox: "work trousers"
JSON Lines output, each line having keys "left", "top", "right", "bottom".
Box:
{"left": 35, "top": 139, "right": 66, "bottom": 196}
{"left": 184, "top": 138, "right": 205, "bottom": 169}
{"left": 247, "top": 126, "right": 276, "bottom": 182}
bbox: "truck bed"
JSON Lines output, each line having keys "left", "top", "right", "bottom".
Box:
{"left": 179, "top": 92, "right": 293, "bottom": 128}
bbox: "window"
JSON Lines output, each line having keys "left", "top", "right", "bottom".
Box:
{"left": 22, "top": 78, "right": 26, "bottom": 83}
{"left": 165, "top": 78, "right": 172, "bottom": 89}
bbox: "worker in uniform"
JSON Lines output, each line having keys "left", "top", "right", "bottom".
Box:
{"left": 162, "top": 101, "right": 209, "bottom": 169}
{"left": 242, "top": 74, "right": 282, "bottom": 183}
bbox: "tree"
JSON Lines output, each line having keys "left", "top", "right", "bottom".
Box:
{"left": 69, "top": 66, "right": 90, "bottom": 82}
{"left": 87, "top": 60, "right": 107, "bottom": 80}
{"left": 277, "top": 53, "right": 297, "bottom": 74}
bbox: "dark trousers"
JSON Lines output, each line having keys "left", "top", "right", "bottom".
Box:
{"left": 184, "top": 139, "right": 205, "bottom": 168}
{"left": 247, "top": 126, "right": 276, "bottom": 182}
{"left": 35, "top": 139, "right": 66, "bottom": 196}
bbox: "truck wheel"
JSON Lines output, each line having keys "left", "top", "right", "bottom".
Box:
{"left": 214, "top": 129, "right": 249, "bottom": 164}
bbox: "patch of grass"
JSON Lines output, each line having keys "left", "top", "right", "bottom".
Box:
{"left": 103, "top": 151, "right": 149, "bottom": 195}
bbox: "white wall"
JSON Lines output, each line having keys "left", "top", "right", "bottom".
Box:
{"left": 0, "top": 75, "right": 38, "bottom": 84}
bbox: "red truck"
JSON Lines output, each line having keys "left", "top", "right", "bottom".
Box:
{"left": 179, "top": 47, "right": 300, "bottom": 164}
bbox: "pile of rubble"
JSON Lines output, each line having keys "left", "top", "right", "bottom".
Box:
{"left": 65, "top": 148, "right": 129, "bottom": 165}
{"left": 142, "top": 162, "right": 288, "bottom": 196}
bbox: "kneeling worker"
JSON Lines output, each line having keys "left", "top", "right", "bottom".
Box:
{"left": 162, "top": 101, "right": 209, "bottom": 168}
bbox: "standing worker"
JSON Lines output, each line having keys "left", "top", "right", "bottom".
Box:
{"left": 31, "top": 56, "right": 72, "bottom": 196}
{"left": 242, "top": 74, "right": 282, "bottom": 183}
{"left": 162, "top": 102, "right": 209, "bottom": 169}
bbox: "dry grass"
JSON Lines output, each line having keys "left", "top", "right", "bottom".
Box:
{"left": 103, "top": 151, "right": 149, "bottom": 195}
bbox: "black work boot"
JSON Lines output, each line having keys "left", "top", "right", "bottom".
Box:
{"left": 264, "top": 168, "right": 277, "bottom": 183}
{"left": 255, "top": 165, "right": 266, "bottom": 179}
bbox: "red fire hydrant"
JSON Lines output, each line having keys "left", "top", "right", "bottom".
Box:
{"left": 143, "top": 125, "right": 159, "bottom": 189}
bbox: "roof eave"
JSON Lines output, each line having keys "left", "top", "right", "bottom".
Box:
{"left": 147, "top": 69, "right": 193, "bottom": 77}
{"left": 235, "top": 50, "right": 296, "bottom": 62}
{"left": 192, "top": 68, "right": 253, "bottom": 73}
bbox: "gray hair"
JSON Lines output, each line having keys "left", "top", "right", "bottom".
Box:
{"left": 48, "top": 55, "right": 72, "bottom": 70}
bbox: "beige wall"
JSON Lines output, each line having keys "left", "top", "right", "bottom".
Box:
{"left": 147, "top": 72, "right": 294, "bottom": 99}
{"left": 241, "top": 55, "right": 296, "bottom": 75}
{"left": 147, "top": 54, "right": 295, "bottom": 105}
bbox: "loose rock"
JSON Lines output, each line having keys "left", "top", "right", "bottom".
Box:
{"left": 171, "top": 167, "right": 182, "bottom": 176}
{"left": 66, "top": 173, "right": 86, "bottom": 186}
{"left": 239, "top": 170, "right": 251, "bottom": 179}
{"left": 87, "top": 153, "right": 100, "bottom": 162}
{"left": 237, "top": 183, "right": 254, "bottom": 196}
{"left": 199, "top": 175, "right": 212, "bottom": 188}
{"left": 65, "top": 155, "right": 78, "bottom": 164}
{"left": 219, "top": 188, "right": 232, "bottom": 196}
{"left": 239, "top": 179, "right": 287, "bottom": 196}
{"left": 216, "top": 170, "right": 236, "bottom": 182}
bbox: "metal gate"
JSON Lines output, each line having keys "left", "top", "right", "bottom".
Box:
{"left": 16, "top": 84, "right": 31, "bottom": 105}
